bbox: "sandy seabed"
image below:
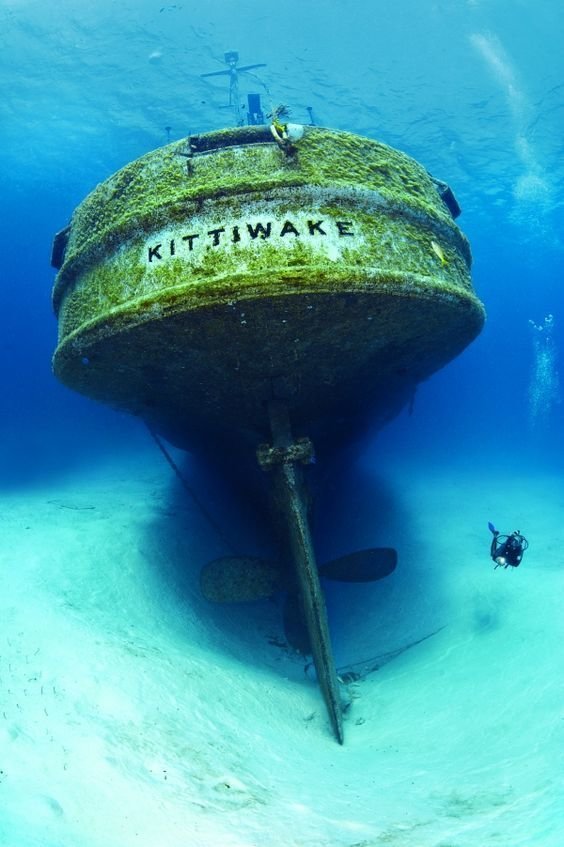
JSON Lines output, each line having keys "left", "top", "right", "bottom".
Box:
{"left": 1, "top": 441, "right": 563, "bottom": 847}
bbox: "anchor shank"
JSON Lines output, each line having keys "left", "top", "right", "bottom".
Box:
{"left": 267, "top": 402, "right": 344, "bottom": 744}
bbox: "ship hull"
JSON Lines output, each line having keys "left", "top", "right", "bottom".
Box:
{"left": 52, "top": 126, "right": 485, "bottom": 457}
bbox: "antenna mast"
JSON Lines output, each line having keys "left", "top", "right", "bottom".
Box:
{"left": 201, "top": 50, "right": 267, "bottom": 126}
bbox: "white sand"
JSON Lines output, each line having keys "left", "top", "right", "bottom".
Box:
{"left": 1, "top": 440, "right": 563, "bottom": 846}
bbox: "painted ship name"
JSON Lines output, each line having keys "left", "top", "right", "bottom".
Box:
{"left": 146, "top": 217, "right": 356, "bottom": 263}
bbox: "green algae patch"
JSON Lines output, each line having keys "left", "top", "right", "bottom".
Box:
{"left": 57, "top": 204, "right": 475, "bottom": 341}
{"left": 51, "top": 125, "right": 485, "bottom": 451}
{"left": 55, "top": 127, "right": 460, "bottom": 302}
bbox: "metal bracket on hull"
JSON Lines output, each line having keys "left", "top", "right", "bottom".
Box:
{"left": 259, "top": 401, "right": 344, "bottom": 744}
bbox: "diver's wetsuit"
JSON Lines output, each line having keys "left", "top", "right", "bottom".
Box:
{"left": 490, "top": 531, "right": 526, "bottom": 568}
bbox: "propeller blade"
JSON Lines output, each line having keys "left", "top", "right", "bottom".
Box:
{"left": 200, "top": 548, "right": 397, "bottom": 603}
{"left": 200, "top": 556, "right": 282, "bottom": 603}
{"left": 319, "top": 548, "right": 397, "bottom": 582}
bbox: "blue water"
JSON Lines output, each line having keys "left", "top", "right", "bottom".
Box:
{"left": 2, "top": 0, "right": 562, "bottom": 473}
{"left": 1, "top": 2, "right": 563, "bottom": 845}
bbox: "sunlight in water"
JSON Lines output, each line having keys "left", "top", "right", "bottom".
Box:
{"left": 470, "top": 31, "right": 552, "bottom": 230}
{"left": 528, "top": 314, "right": 560, "bottom": 429}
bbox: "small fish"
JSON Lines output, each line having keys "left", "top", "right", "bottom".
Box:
{"left": 431, "top": 240, "right": 448, "bottom": 266}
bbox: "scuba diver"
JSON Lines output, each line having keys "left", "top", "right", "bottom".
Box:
{"left": 488, "top": 522, "right": 529, "bottom": 569}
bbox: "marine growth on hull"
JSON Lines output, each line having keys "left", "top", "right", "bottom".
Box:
{"left": 51, "top": 123, "right": 485, "bottom": 742}
{"left": 52, "top": 125, "right": 484, "bottom": 454}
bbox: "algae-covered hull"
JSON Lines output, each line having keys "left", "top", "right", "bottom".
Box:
{"left": 52, "top": 126, "right": 485, "bottom": 455}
